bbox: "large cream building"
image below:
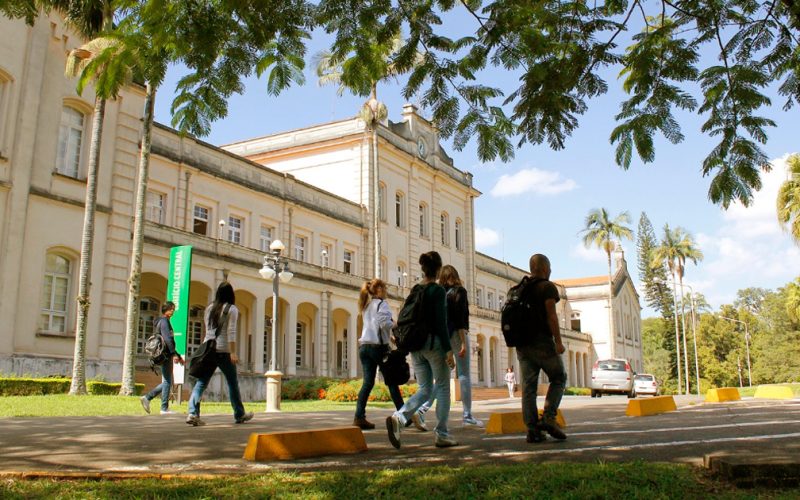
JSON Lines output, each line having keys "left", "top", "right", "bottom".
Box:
{"left": 0, "top": 12, "right": 639, "bottom": 399}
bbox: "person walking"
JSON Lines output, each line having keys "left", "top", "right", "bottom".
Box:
{"left": 353, "top": 278, "right": 404, "bottom": 430}
{"left": 515, "top": 253, "right": 567, "bottom": 443}
{"left": 504, "top": 367, "right": 517, "bottom": 398}
{"left": 186, "top": 281, "right": 254, "bottom": 426}
{"left": 386, "top": 251, "right": 458, "bottom": 449}
{"left": 140, "top": 301, "right": 183, "bottom": 415}
{"left": 413, "top": 265, "right": 483, "bottom": 430}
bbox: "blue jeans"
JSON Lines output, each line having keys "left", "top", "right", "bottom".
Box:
{"left": 516, "top": 343, "right": 566, "bottom": 431}
{"left": 145, "top": 361, "right": 173, "bottom": 412}
{"left": 355, "top": 344, "right": 404, "bottom": 418}
{"left": 420, "top": 331, "right": 474, "bottom": 419}
{"left": 394, "top": 336, "right": 452, "bottom": 437}
{"left": 188, "top": 353, "right": 245, "bottom": 420}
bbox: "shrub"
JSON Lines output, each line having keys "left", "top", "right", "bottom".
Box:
{"left": 325, "top": 382, "right": 359, "bottom": 402}
{"left": 87, "top": 381, "right": 144, "bottom": 395}
{"left": 400, "top": 384, "right": 418, "bottom": 398}
{"left": 0, "top": 377, "right": 71, "bottom": 396}
{"left": 564, "top": 386, "right": 591, "bottom": 396}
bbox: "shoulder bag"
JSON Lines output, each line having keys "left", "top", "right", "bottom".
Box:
{"left": 188, "top": 304, "right": 230, "bottom": 379}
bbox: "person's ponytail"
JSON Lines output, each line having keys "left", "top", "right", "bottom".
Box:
{"left": 358, "top": 281, "right": 371, "bottom": 312}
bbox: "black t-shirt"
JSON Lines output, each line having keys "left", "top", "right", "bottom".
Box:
{"left": 525, "top": 278, "right": 560, "bottom": 344}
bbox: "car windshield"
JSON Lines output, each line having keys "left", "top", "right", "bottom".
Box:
{"left": 598, "top": 360, "right": 627, "bottom": 371}
{"left": 635, "top": 375, "right": 654, "bottom": 381}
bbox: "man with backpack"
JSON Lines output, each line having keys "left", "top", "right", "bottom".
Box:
{"left": 141, "top": 301, "right": 183, "bottom": 415}
{"left": 505, "top": 254, "right": 568, "bottom": 443}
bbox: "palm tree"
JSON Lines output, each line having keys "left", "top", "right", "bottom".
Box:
{"left": 580, "top": 208, "right": 633, "bottom": 359}
{"left": 777, "top": 153, "right": 800, "bottom": 245}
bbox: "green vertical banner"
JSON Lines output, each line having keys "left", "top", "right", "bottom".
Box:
{"left": 167, "top": 245, "right": 193, "bottom": 358}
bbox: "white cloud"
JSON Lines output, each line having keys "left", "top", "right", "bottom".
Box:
{"left": 490, "top": 168, "right": 577, "bottom": 197}
{"left": 570, "top": 242, "right": 607, "bottom": 264}
{"left": 475, "top": 226, "right": 500, "bottom": 249}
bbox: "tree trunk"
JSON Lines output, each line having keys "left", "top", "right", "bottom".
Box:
{"left": 678, "top": 269, "right": 690, "bottom": 395}
{"left": 120, "top": 82, "right": 155, "bottom": 395}
{"left": 670, "top": 268, "right": 683, "bottom": 394}
{"left": 69, "top": 96, "right": 106, "bottom": 396}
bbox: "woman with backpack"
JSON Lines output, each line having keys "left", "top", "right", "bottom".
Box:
{"left": 386, "top": 251, "right": 457, "bottom": 449}
{"left": 186, "top": 281, "right": 254, "bottom": 426}
{"left": 353, "top": 278, "right": 404, "bottom": 430}
{"left": 140, "top": 301, "right": 183, "bottom": 415}
{"left": 413, "top": 265, "right": 483, "bottom": 429}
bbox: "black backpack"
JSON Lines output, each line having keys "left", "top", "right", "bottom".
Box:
{"left": 144, "top": 319, "right": 169, "bottom": 367}
{"left": 500, "top": 277, "right": 544, "bottom": 347}
{"left": 394, "top": 283, "right": 435, "bottom": 352}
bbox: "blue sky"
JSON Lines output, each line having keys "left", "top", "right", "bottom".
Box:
{"left": 152, "top": 25, "right": 799, "bottom": 318}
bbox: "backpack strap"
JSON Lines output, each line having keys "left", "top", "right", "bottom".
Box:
{"left": 377, "top": 299, "right": 386, "bottom": 347}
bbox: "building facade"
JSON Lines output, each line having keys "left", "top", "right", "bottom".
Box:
{"left": 0, "top": 12, "right": 633, "bottom": 399}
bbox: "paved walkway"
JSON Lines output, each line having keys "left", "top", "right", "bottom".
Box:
{"left": 1, "top": 395, "right": 799, "bottom": 476}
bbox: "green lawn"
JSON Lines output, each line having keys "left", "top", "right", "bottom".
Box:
{"left": 737, "top": 383, "right": 800, "bottom": 398}
{"left": 1, "top": 462, "right": 797, "bottom": 499}
{"left": 0, "top": 395, "right": 394, "bottom": 418}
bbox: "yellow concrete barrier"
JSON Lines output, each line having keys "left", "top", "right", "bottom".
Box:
{"left": 754, "top": 385, "right": 795, "bottom": 400}
{"left": 625, "top": 395, "right": 677, "bottom": 417}
{"left": 705, "top": 387, "right": 741, "bottom": 403}
{"left": 485, "top": 409, "right": 566, "bottom": 434}
{"left": 243, "top": 426, "right": 367, "bottom": 461}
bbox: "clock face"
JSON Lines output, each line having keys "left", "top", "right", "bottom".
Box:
{"left": 417, "top": 138, "right": 426, "bottom": 158}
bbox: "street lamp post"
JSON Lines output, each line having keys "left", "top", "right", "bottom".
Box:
{"left": 259, "top": 239, "right": 294, "bottom": 412}
{"left": 679, "top": 283, "right": 701, "bottom": 396}
{"left": 718, "top": 315, "right": 752, "bottom": 387}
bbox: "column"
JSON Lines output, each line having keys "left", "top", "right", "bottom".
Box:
{"left": 319, "top": 291, "right": 331, "bottom": 376}
{"left": 482, "top": 336, "right": 490, "bottom": 387}
{"left": 347, "top": 313, "right": 358, "bottom": 378}
{"left": 254, "top": 296, "right": 266, "bottom": 374}
{"left": 284, "top": 302, "right": 297, "bottom": 376}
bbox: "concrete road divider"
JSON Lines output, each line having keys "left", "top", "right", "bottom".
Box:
{"left": 705, "top": 387, "right": 741, "bottom": 403}
{"left": 485, "top": 409, "right": 566, "bottom": 434}
{"left": 754, "top": 385, "right": 795, "bottom": 400}
{"left": 625, "top": 395, "right": 677, "bottom": 417}
{"left": 243, "top": 426, "right": 367, "bottom": 461}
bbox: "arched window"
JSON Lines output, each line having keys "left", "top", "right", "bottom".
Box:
{"left": 187, "top": 305, "right": 206, "bottom": 356}
{"left": 295, "top": 322, "right": 306, "bottom": 367}
{"left": 40, "top": 252, "right": 73, "bottom": 333}
{"left": 440, "top": 212, "right": 450, "bottom": 246}
{"left": 455, "top": 218, "right": 464, "bottom": 251}
{"left": 397, "top": 262, "right": 407, "bottom": 287}
{"left": 395, "top": 191, "right": 405, "bottom": 228}
{"left": 56, "top": 106, "right": 86, "bottom": 178}
{"left": 419, "top": 202, "right": 428, "bottom": 237}
{"left": 137, "top": 297, "right": 161, "bottom": 353}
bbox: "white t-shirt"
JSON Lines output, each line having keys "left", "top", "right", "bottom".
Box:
{"left": 203, "top": 303, "right": 238, "bottom": 353}
{"left": 359, "top": 298, "right": 393, "bottom": 345}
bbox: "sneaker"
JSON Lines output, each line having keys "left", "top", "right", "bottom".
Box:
{"left": 353, "top": 417, "right": 375, "bottom": 430}
{"left": 160, "top": 410, "right": 177, "bottom": 415}
{"left": 463, "top": 416, "right": 484, "bottom": 428}
{"left": 541, "top": 417, "right": 567, "bottom": 440}
{"left": 411, "top": 412, "right": 428, "bottom": 432}
{"left": 186, "top": 414, "right": 206, "bottom": 427}
{"left": 386, "top": 415, "right": 402, "bottom": 449}
{"left": 235, "top": 412, "right": 254, "bottom": 424}
{"left": 140, "top": 396, "right": 150, "bottom": 414}
{"left": 526, "top": 428, "right": 547, "bottom": 443}
{"left": 434, "top": 434, "right": 459, "bottom": 448}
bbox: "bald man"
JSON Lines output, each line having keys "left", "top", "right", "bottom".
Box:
{"left": 516, "top": 254, "right": 567, "bottom": 442}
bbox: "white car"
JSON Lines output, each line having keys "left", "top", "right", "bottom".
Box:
{"left": 591, "top": 358, "right": 635, "bottom": 398}
{"left": 633, "top": 374, "right": 659, "bottom": 396}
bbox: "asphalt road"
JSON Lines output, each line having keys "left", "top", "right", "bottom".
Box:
{"left": 1, "top": 395, "right": 798, "bottom": 474}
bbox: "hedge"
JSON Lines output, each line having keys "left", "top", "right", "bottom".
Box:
{"left": 324, "top": 379, "right": 419, "bottom": 402}
{"left": 0, "top": 378, "right": 144, "bottom": 396}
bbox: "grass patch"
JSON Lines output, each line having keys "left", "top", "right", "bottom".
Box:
{"left": 0, "top": 395, "right": 395, "bottom": 418}
{"left": 737, "top": 383, "right": 800, "bottom": 398}
{"left": 1, "top": 462, "right": 797, "bottom": 499}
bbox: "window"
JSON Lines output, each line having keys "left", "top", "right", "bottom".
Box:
{"left": 295, "top": 322, "right": 305, "bottom": 367}
{"left": 137, "top": 297, "right": 160, "bottom": 353}
{"left": 321, "top": 243, "right": 331, "bottom": 267}
{"left": 378, "top": 182, "right": 387, "bottom": 222}
{"left": 40, "top": 253, "right": 72, "bottom": 333}
{"left": 259, "top": 225, "right": 273, "bottom": 252}
{"left": 294, "top": 235, "right": 306, "bottom": 261}
{"left": 343, "top": 250, "right": 354, "bottom": 274}
{"left": 488, "top": 291, "right": 495, "bottom": 310}
{"left": 499, "top": 295, "right": 505, "bottom": 309}
{"left": 397, "top": 263, "right": 407, "bottom": 286}
{"left": 455, "top": 219, "right": 463, "bottom": 251}
{"left": 476, "top": 288, "right": 484, "bottom": 308}
{"left": 146, "top": 191, "right": 165, "bottom": 224}
{"left": 440, "top": 212, "right": 450, "bottom": 246}
{"left": 193, "top": 205, "right": 209, "bottom": 235}
{"left": 227, "top": 216, "right": 242, "bottom": 244}
{"left": 188, "top": 305, "right": 206, "bottom": 356}
{"left": 395, "top": 192, "right": 405, "bottom": 228}
{"left": 56, "top": 106, "right": 85, "bottom": 177}
{"left": 419, "top": 203, "right": 428, "bottom": 237}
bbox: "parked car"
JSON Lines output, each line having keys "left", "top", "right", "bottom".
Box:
{"left": 633, "top": 374, "right": 659, "bottom": 396}
{"left": 591, "top": 358, "right": 635, "bottom": 398}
